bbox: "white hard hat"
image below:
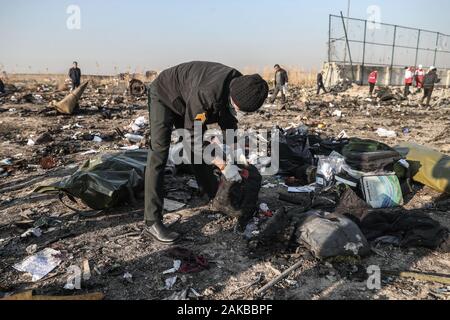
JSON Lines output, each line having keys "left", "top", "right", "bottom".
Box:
{"left": 419, "top": 65, "right": 423, "bottom": 69}
{"left": 430, "top": 66, "right": 435, "bottom": 70}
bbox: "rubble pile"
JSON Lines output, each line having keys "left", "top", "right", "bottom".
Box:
{"left": 0, "top": 77, "right": 449, "bottom": 300}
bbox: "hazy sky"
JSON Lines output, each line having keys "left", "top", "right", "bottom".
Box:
{"left": 1, "top": 0, "right": 449, "bottom": 74}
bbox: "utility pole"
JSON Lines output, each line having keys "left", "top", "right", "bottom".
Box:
{"left": 343, "top": 0, "right": 351, "bottom": 65}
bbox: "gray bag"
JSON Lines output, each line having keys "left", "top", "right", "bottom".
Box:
{"left": 297, "top": 212, "right": 370, "bottom": 259}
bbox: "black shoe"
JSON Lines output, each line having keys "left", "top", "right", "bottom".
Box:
{"left": 143, "top": 220, "right": 180, "bottom": 244}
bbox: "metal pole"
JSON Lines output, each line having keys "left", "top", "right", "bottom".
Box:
{"left": 433, "top": 32, "right": 440, "bottom": 66}
{"left": 340, "top": 11, "right": 355, "bottom": 81}
{"left": 343, "top": 0, "right": 351, "bottom": 64}
{"left": 414, "top": 29, "right": 421, "bottom": 67}
{"left": 328, "top": 15, "right": 332, "bottom": 63}
{"left": 361, "top": 19, "right": 367, "bottom": 84}
{"left": 389, "top": 25, "right": 397, "bottom": 85}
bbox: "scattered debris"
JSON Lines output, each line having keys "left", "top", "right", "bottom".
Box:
{"left": 13, "top": 248, "right": 62, "bottom": 281}
{"left": 165, "top": 276, "right": 178, "bottom": 290}
{"left": 164, "top": 199, "right": 186, "bottom": 212}
{"left": 376, "top": 128, "right": 397, "bottom": 138}
{"left": 163, "top": 260, "right": 182, "bottom": 274}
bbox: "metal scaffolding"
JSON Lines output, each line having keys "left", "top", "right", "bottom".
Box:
{"left": 328, "top": 14, "right": 450, "bottom": 70}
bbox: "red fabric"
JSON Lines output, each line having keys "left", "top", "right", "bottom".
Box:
{"left": 179, "top": 256, "right": 209, "bottom": 273}
{"left": 240, "top": 169, "right": 250, "bottom": 179}
{"left": 405, "top": 68, "right": 413, "bottom": 85}
{"left": 368, "top": 71, "right": 378, "bottom": 84}
{"left": 167, "top": 247, "right": 209, "bottom": 274}
{"left": 415, "top": 69, "right": 425, "bottom": 88}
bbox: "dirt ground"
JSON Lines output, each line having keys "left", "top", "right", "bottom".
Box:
{"left": 0, "top": 78, "right": 449, "bottom": 300}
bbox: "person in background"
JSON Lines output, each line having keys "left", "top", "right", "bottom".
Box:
{"left": 415, "top": 64, "right": 425, "bottom": 93}
{"left": 0, "top": 77, "right": 5, "bottom": 94}
{"left": 368, "top": 70, "right": 378, "bottom": 96}
{"left": 68, "top": 61, "right": 81, "bottom": 90}
{"left": 317, "top": 71, "right": 327, "bottom": 95}
{"left": 421, "top": 67, "right": 440, "bottom": 107}
{"left": 269, "top": 64, "right": 288, "bottom": 104}
{"left": 404, "top": 66, "right": 413, "bottom": 96}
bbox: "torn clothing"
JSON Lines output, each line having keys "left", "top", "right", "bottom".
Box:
{"left": 152, "top": 61, "right": 241, "bottom": 130}
{"left": 358, "top": 211, "right": 449, "bottom": 251}
{"left": 337, "top": 193, "right": 449, "bottom": 251}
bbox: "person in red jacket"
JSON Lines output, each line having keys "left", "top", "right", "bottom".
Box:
{"left": 404, "top": 66, "right": 413, "bottom": 96}
{"left": 368, "top": 70, "right": 378, "bottom": 96}
{"left": 415, "top": 65, "right": 425, "bottom": 93}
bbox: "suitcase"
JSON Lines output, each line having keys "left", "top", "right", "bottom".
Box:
{"left": 342, "top": 138, "right": 401, "bottom": 172}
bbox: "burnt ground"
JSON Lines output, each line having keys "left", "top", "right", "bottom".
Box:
{"left": 0, "top": 80, "right": 449, "bottom": 300}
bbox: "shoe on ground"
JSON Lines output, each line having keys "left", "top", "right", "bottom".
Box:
{"left": 143, "top": 220, "right": 180, "bottom": 244}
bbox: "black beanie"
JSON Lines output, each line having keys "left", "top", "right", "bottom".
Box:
{"left": 230, "top": 74, "right": 269, "bottom": 112}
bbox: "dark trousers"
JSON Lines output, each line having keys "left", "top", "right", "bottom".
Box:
{"left": 404, "top": 84, "right": 411, "bottom": 96}
{"left": 421, "top": 87, "right": 434, "bottom": 106}
{"left": 369, "top": 83, "right": 375, "bottom": 95}
{"left": 270, "top": 85, "right": 285, "bottom": 103}
{"left": 317, "top": 83, "right": 326, "bottom": 95}
{"left": 72, "top": 80, "right": 80, "bottom": 90}
{"left": 144, "top": 85, "right": 218, "bottom": 224}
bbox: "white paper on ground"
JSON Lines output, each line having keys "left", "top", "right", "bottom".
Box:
{"left": 165, "top": 276, "right": 178, "bottom": 290}
{"left": 13, "top": 248, "right": 62, "bottom": 281}
{"left": 81, "top": 149, "right": 99, "bottom": 155}
{"left": 163, "top": 260, "right": 182, "bottom": 274}
{"left": 120, "top": 145, "right": 140, "bottom": 150}
{"left": 288, "top": 185, "right": 316, "bottom": 193}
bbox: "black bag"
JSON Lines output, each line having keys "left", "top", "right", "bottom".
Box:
{"left": 34, "top": 150, "right": 148, "bottom": 210}
{"left": 210, "top": 165, "right": 262, "bottom": 229}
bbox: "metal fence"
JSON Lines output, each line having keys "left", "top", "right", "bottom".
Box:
{"left": 328, "top": 14, "right": 450, "bottom": 70}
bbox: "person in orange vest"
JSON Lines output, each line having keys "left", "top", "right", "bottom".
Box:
{"left": 415, "top": 65, "right": 425, "bottom": 93}
{"left": 368, "top": 70, "right": 378, "bottom": 96}
{"left": 404, "top": 66, "right": 413, "bottom": 96}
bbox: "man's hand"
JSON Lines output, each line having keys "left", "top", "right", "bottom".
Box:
{"left": 211, "top": 157, "right": 226, "bottom": 171}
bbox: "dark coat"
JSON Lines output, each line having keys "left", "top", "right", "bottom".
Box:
{"left": 317, "top": 73, "right": 324, "bottom": 85}
{"left": 153, "top": 61, "right": 241, "bottom": 130}
{"left": 69, "top": 67, "right": 81, "bottom": 84}
{"left": 275, "top": 69, "right": 289, "bottom": 87}
{"left": 423, "top": 70, "right": 440, "bottom": 88}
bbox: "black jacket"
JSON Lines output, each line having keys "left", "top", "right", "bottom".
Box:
{"left": 423, "top": 70, "right": 440, "bottom": 88}
{"left": 317, "top": 73, "right": 324, "bottom": 85}
{"left": 69, "top": 67, "right": 81, "bottom": 83}
{"left": 153, "top": 61, "right": 241, "bottom": 130}
{"left": 275, "top": 69, "right": 289, "bottom": 87}
{"left": 0, "top": 79, "right": 4, "bottom": 93}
